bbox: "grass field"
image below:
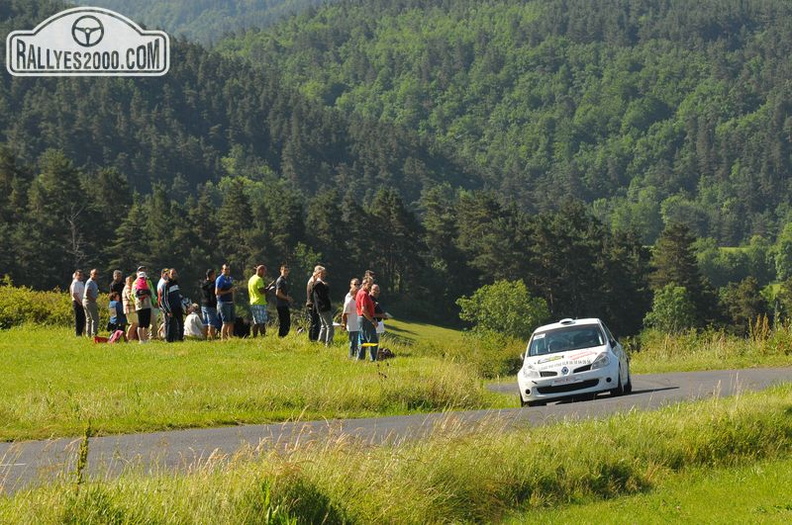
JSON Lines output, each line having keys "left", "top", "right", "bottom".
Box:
{"left": 0, "top": 320, "right": 508, "bottom": 441}
{"left": 2, "top": 385, "right": 791, "bottom": 523}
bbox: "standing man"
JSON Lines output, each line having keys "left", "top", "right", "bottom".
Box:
{"left": 156, "top": 268, "right": 169, "bottom": 340}
{"left": 163, "top": 268, "right": 184, "bottom": 342}
{"left": 200, "top": 269, "right": 220, "bottom": 340}
{"left": 355, "top": 276, "right": 379, "bottom": 361}
{"left": 83, "top": 268, "right": 100, "bottom": 337}
{"left": 215, "top": 263, "right": 235, "bottom": 340}
{"left": 306, "top": 266, "right": 322, "bottom": 341}
{"left": 248, "top": 265, "right": 269, "bottom": 338}
{"left": 275, "top": 264, "right": 293, "bottom": 338}
{"left": 342, "top": 278, "right": 361, "bottom": 358}
{"left": 109, "top": 270, "right": 124, "bottom": 299}
{"left": 70, "top": 270, "right": 85, "bottom": 337}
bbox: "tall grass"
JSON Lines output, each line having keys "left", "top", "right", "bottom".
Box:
{"left": 630, "top": 326, "right": 792, "bottom": 373}
{"left": 2, "top": 385, "right": 790, "bottom": 523}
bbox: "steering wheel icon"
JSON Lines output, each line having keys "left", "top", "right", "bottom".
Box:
{"left": 71, "top": 15, "right": 104, "bottom": 47}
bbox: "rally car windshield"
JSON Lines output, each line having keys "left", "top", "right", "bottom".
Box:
{"left": 527, "top": 325, "right": 605, "bottom": 357}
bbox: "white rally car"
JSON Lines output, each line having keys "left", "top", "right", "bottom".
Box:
{"left": 518, "top": 318, "right": 631, "bottom": 407}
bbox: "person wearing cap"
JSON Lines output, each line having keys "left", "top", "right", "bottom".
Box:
{"left": 248, "top": 265, "right": 269, "bottom": 338}
{"left": 215, "top": 263, "right": 235, "bottom": 340}
{"left": 133, "top": 269, "right": 153, "bottom": 342}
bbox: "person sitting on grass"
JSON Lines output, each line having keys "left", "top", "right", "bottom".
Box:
{"left": 184, "top": 303, "right": 205, "bottom": 340}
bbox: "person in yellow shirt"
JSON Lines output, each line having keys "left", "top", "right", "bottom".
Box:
{"left": 248, "top": 264, "right": 269, "bottom": 338}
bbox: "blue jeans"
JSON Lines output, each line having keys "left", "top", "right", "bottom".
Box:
{"left": 219, "top": 302, "right": 235, "bottom": 325}
{"left": 358, "top": 318, "right": 379, "bottom": 361}
{"left": 347, "top": 330, "right": 360, "bottom": 358}
{"left": 201, "top": 306, "right": 221, "bottom": 330}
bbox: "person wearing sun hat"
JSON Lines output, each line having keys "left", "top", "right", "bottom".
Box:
{"left": 132, "top": 267, "right": 153, "bottom": 342}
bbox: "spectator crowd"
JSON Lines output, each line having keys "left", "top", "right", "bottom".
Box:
{"left": 68, "top": 264, "right": 390, "bottom": 361}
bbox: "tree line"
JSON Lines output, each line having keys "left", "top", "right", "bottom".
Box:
{"left": 5, "top": 145, "right": 792, "bottom": 336}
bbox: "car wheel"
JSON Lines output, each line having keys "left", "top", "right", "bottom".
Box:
{"left": 527, "top": 400, "right": 546, "bottom": 407}
{"left": 610, "top": 368, "right": 625, "bottom": 396}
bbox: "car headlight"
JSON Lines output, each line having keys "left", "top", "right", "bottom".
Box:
{"left": 522, "top": 364, "right": 539, "bottom": 379}
{"left": 590, "top": 353, "right": 610, "bottom": 371}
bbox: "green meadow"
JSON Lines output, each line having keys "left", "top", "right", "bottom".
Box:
{"left": 1, "top": 315, "right": 791, "bottom": 523}
{"left": 0, "top": 320, "right": 506, "bottom": 441}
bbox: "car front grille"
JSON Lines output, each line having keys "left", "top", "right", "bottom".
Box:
{"left": 537, "top": 379, "right": 599, "bottom": 394}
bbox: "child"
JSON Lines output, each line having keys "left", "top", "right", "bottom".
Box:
{"left": 108, "top": 291, "right": 127, "bottom": 336}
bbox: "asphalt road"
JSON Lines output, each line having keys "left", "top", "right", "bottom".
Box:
{"left": 1, "top": 367, "right": 790, "bottom": 496}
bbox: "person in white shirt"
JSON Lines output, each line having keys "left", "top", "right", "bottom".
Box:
{"left": 184, "top": 303, "right": 205, "bottom": 339}
{"left": 70, "top": 269, "right": 85, "bottom": 337}
{"left": 82, "top": 269, "right": 100, "bottom": 337}
{"left": 341, "top": 278, "right": 361, "bottom": 358}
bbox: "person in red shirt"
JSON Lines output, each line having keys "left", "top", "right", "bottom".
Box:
{"left": 355, "top": 276, "right": 379, "bottom": 361}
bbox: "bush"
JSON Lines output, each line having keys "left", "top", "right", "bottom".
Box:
{"left": 0, "top": 277, "right": 77, "bottom": 329}
{"left": 456, "top": 280, "right": 549, "bottom": 340}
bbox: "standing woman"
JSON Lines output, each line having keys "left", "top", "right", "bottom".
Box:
{"left": 313, "top": 267, "right": 334, "bottom": 347}
{"left": 122, "top": 274, "right": 139, "bottom": 341}
{"left": 133, "top": 270, "right": 153, "bottom": 343}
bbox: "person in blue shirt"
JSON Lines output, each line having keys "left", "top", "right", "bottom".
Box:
{"left": 108, "top": 291, "right": 127, "bottom": 334}
{"left": 215, "top": 263, "right": 235, "bottom": 340}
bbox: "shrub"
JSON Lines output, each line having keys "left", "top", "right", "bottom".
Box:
{"left": 0, "top": 277, "right": 73, "bottom": 329}
{"left": 456, "top": 280, "right": 549, "bottom": 340}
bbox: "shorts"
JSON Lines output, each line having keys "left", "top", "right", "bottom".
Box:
{"left": 201, "top": 306, "right": 221, "bottom": 329}
{"left": 136, "top": 308, "right": 152, "bottom": 328}
{"left": 126, "top": 311, "right": 138, "bottom": 324}
{"left": 219, "top": 302, "right": 235, "bottom": 325}
{"left": 250, "top": 304, "right": 268, "bottom": 325}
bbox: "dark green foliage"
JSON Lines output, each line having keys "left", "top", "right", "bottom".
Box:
{"left": 217, "top": 0, "right": 792, "bottom": 245}
{"left": 718, "top": 277, "right": 769, "bottom": 335}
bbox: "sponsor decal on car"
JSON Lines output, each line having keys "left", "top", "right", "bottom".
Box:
{"left": 536, "top": 355, "right": 564, "bottom": 365}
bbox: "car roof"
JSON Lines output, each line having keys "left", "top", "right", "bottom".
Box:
{"left": 533, "top": 318, "right": 602, "bottom": 334}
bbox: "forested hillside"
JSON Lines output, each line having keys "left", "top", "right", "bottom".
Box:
{"left": 0, "top": 1, "right": 474, "bottom": 199}
{"left": 218, "top": 0, "right": 792, "bottom": 245}
{"left": 70, "top": 0, "right": 333, "bottom": 44}
{"left": 3, "top": 0, "right": 792, "bottom": 335}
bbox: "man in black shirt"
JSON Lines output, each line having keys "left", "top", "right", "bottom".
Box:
{"left": 200, "top": 268, "right": 220, "bottom": 340}
{"left": 275, "top": 264, "right": 293, "bottom": 338}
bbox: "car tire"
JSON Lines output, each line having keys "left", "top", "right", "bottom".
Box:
{"left": 624, "top": 371, "right": 633, "bottom": 395}
{"left": 611, "top": 369, "right": 625, "bottom": 397}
